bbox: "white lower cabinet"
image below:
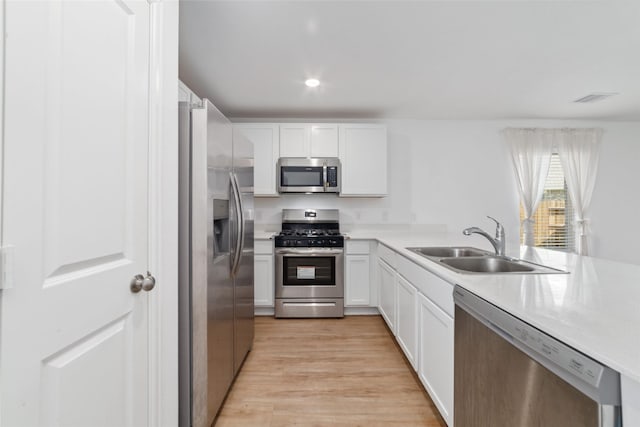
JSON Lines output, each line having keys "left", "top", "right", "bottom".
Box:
{"left": 396, "top": 274, "right": 418, "bottom": 370}
{"left": 418, "top": 291, "right": 454, "bottom": 426}
{"left": 254, "top": 239, "right": 274, "bottom": 307}
{"left": 345, "top": 255, "right": 371, "bottom": 306}
{"left": 622, "top": 375, "right": 640, "bottom": 427}
{"left": 345, "top": 240, "right": 373, "bottom": 307}
{"left": 377, "top": 243, "right": 454, "bottom": 426}
{"left": 378, "top": 259, "right": 397, "bottom": 334}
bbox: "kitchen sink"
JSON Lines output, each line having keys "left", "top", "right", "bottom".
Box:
{"left": 408, "top": 246, "right": 490, "bottom": 258}
{"left": 438, "top": 256, "right": 567, "bottom": 274}
{"left": 406, "top": 246, "right": 567, "bottom": 274}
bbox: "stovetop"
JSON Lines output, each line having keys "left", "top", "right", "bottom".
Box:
{"left": 275, "top": 209, "right": 344, "bottom": 248}
{"left": 279, "top": 229, "right": 342, "bottom": 237}
{"left": 275, "top": 227, "right": 344, "bottom": 248}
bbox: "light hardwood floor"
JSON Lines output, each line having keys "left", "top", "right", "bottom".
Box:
{"left": 215, "top": 316, "right": 447, "bottom": 427}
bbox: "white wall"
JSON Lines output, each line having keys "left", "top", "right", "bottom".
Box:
{"left": 249, "top": 118, "right": 640, "bottom": 264}
{"left": 590, "top": 122, "right": 640, "bottom": 264}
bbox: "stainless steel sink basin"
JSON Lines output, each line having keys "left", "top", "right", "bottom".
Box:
{"left": 405, "top": 246, "right": 567, "bottom": 274}
{"left": 438, "top": 256, "right": 567, "bottom": 274}
{"left": 408, "top": 246, "right": 490, "bottom": 258}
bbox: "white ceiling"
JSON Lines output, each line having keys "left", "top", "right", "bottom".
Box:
{"left": 179, "top": 1, "right": 640, "bottom": 120}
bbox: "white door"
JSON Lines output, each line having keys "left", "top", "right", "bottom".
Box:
{"left": 1, "top": 1, "right": 151, "bottom": 426}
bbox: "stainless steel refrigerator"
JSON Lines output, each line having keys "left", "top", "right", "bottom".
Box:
{"left": 178, "top": 99, "right": 254, "bottom": 427}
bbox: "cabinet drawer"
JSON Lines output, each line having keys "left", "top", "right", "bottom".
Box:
{"left": 396, "top": 255, "right": 454, "bottom": 317}
{"left": 255, "top": 239, "right": 274, "bottom": 255}
{"left": 346, "top": 240, "right": 371, "bottom": 255}
{"left": 378, "top": 243, "right": 397, "bottom": 269}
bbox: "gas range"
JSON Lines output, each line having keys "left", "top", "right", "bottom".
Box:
{"left": 274, "top": 209, "right": 344, "bottom": 318}
{"left": 274, "top": 209, "right": 344, "bottom": 248}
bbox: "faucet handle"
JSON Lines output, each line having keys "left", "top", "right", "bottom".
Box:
{"left": 486, "top": 216, "right": 504, "bottom": 237}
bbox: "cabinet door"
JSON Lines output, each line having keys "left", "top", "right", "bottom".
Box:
{"left": 280, "top": 124, "right": 309, "bottom": 157}
{"left": 378, "top": 259, "right": 397, "bottom": 334}
{"left": 254, "top": 254, "right": 274, "bottom": 307}
{"left": 418, "top": 292, "right": 454, "bottom": 426}
{"left": 396, "top": 275, "right": 418, "bottom": 370}
{"left": 233, "top": 124, "right": 279, "bottom": 196}
{"left": 345, "top": 255, "right": 370, "bottom": 306}
{"left": 310, "top": 124, "right": 338, "bottom": 157}
{"left": 339, "top": 124, "right": 387, "bottom": 196}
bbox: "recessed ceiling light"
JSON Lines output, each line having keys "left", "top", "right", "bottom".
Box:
{"left": 305, "top": 78, "right": 320, "bottom": 88}
{"left": 573, "top": 92, "right": 618, "bottom": 103}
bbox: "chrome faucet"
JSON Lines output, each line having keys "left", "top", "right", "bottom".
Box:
{"left": 463, "top": 216, "right": 505, "bottom": 256}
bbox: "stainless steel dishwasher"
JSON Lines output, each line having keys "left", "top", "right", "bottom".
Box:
{"left": 453, "top": 286, "right": 622, "bottom": 427}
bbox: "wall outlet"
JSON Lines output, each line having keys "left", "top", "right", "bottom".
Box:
{"left": 382, "top": 211, "right": 389, "bottom": 222}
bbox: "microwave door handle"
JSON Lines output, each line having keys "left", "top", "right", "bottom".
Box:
{"left": 323, "top": 163, "right": 328, "bottom": 192}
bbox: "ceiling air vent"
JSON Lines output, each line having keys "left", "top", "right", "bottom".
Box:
{"left": 573, "top": 93, "right": 618, "bottom": 103}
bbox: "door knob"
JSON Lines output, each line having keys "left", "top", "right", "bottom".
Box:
{"left": 142, "top": 271, "right": 156, "bottom": 291}
{"left": 130, "top": 272, "right": 156, "bottom": 293}
{"left": 130, "top": 274, "right": 145, "bottom": 293}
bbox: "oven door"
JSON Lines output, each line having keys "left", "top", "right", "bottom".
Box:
{"left": 275, "top": 248, "right": 344, "bottom": 299}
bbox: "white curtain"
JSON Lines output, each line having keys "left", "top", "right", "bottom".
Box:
{"left": 556, "top": 128, "right": 603, "bottom": 256}
{"left": 503, "top": 128, "right": 554, "bottom": 246}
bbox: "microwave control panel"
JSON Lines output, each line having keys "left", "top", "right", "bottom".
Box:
{"left": 327, "top": 167, "right": 338, "bottom": 187}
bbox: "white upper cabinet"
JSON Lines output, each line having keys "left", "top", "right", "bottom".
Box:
{"left": 237, "top": 122, "right": 385, "bottom": 197}
{"left": 280, "top": 124, "right": 339, "bottom": 158}
{"left": 310, "top": 124, "right": 339, "bottom": 157}
{"left": 338, "top": 124, "right": 387, "bottom": 197}
{"left": 233, "top": 124, "right": 279, "bottom": 197}
{"left": 280, "top": 124, "right": 309, "bottom": 157}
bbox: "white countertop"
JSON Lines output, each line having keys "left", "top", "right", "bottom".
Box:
{"left": 344, "top": 230, "right": 640, "bottom": 383}
{"left": 254, "top": 231, "right": 276, "bottom": 240}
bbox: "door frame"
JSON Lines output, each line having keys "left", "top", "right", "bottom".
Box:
{"left": 0, "top": 0, "right": 5, "bottom": 245}
{"left": 147, "top": 1, "right": 179, "bottom": 426}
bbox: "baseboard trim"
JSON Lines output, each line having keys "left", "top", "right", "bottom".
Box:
{"left": 255, "top": 306, "right": 380, "bottom": 317}
{"left": 344, "top": 307, "right": 381, "bottom": 316}
{"left": 255, "top": 307, "right": 275, "bottom": 316}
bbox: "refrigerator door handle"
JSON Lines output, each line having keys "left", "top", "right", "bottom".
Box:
{"left": 230, "top": 172, "right": 244, "bottom": 277}
{"left": 235, "top": 173, "right": 246, "bottom": 277}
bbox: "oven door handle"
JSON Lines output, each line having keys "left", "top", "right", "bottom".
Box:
{"left": 275, "top": 248, "right": 344, "bottom": 256}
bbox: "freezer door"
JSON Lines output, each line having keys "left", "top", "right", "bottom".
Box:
{"left": 232, "top": 131, "right": 255, "bottom": 375}
{"left": 202, "top": 100, "right": 234, "bottom": 425}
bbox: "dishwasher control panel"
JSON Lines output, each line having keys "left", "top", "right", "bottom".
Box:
{"left": 454, "top": 287, "right": 609, "bottom": 389}
{"left": 494, "top": 308, "right": 604, "bottom": 387}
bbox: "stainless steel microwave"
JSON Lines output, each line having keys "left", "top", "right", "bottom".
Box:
{"left": 277, "top": 158, "right": 341, "bottom": 193}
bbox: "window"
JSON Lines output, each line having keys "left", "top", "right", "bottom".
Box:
{"left": 519, "top": 153, "right": 575, "bottom": 251}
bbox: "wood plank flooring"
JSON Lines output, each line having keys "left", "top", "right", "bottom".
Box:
{"left": 215, "top": 316, "right": 447, "bottom": 427}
